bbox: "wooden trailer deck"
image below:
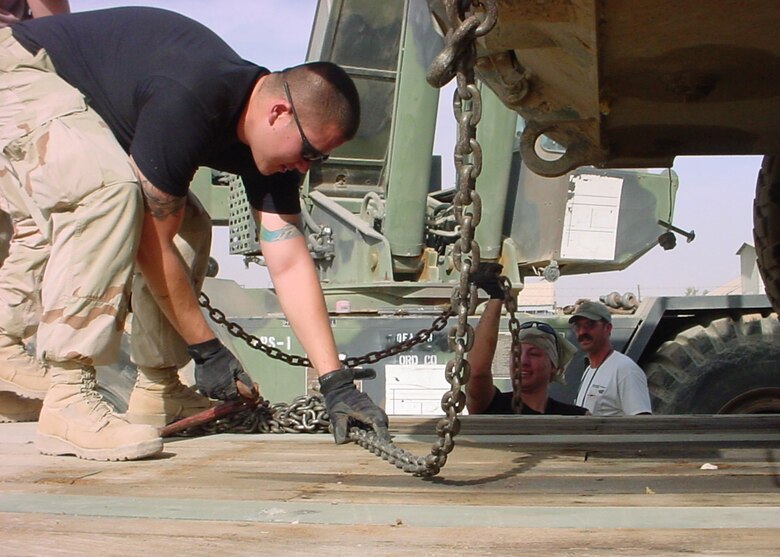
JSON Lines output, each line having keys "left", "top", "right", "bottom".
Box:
{"left": 2, "top": 415, "right": 780, "bottom": 556}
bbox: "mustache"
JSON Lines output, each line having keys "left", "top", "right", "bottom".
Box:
{"left": 577, "top": 334, "right": 593, "bottom": 343}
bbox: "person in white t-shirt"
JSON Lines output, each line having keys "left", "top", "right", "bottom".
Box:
{"left": 570, "top": 300, "right": 652, "bottom": 416}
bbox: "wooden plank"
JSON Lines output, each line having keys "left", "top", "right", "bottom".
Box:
{"left": 2, "top": 421, "right": 780, "bottom": 555}
{"left": 2, "top": 514, "right": 780, "bottom": 557}
{"left": 3, "top": 425, "right": 780, "bottom": 506}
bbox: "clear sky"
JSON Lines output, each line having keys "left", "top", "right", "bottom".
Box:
{"left": 73, "top": 1, "right": 763, "bottom": 306}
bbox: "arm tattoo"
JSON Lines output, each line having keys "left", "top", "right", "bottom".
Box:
{"left": 140, "top": 179, "right": 186, "bottom": 219}
{"left": 260, "top": 222, "right": 303, "bottom": 243}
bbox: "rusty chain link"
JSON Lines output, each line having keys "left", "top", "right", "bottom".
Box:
{"left": 189, "top": 278, "right": 520, "bottom": 451}
{"left": 196, "top": 291, "right": 455, "bottom": 476}
{"left": 174, "top": 394, "right": 331, "bottom": 436}
{"left": 321, "top": 0, "right": 497, "bottom": 476}
{"left": 189, "top": 0, "right": 498, "bottom": 477}
{"left": 500, "top": 276, "right": 525, "bottom": 414}
{"left": 427, "top": 0, "right": 497, "bottom": 88}
{"left": 407, "top": 0, "right": 496, "bottom": 476}
{"left": 199, "top": 291, "right": 452, "bottom": 369}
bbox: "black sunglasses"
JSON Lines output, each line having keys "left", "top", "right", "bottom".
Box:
{"left": 283, "top": 81, "right": 329, "bottom": 162}
{"left": 518, "top": 321, "right": 557, "bottom": 337}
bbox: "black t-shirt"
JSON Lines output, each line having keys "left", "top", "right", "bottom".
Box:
{"left": 483, "top": 387, "right": 588, "bottom": 415}
{"left": 12, "top": 6, "right": 300, "bottom": 213}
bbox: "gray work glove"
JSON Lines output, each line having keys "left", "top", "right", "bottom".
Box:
{"left": 469, "top": 262, "right": 505, "bottom": 299}
{"left": 319, "top": 368, "right": 390, "bottom": 444}
{"left": 187, "top": 338, "right": 254, "bottom": 401}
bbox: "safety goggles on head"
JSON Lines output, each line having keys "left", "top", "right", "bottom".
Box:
{"left": 518, "top": 321, "right": 557, "bottom": 337}
{"left": 283, "top": 80, "right": 330, "bottom": 162}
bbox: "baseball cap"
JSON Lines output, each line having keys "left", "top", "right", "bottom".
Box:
{"left": 568, "top": 300, "right": 612, "bottom": 324}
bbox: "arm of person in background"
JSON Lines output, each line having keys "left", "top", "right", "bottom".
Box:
{"left": 465, "top": 262, "right": 507, "bottom": 414}
{"left": 132, "top": 158, "right": 255, "bottom": 401}
{"left": 256, "top": 209, "right": 389, "bottom": 443}
{"left": 27, "top": 0, "right": 70, "bottom": 18}
{"left": 466, "top": 298, "right": 502, "bottom": 414}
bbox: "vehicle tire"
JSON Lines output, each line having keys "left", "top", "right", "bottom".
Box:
{"left": 644, "top": 313, "right": 780, "bottom": 414}
{"left": 754, "top": 154, "right": 780, "bottom": 313}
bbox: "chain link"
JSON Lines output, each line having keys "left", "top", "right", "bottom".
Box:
{"left": 427, "top": 0, "right": 498, "bottom": 88}
{"left": 199, "top": 291, "right": 452, "bottom": 369}
{"left": 500, "top": 276, "right": 525, "bottom": 414}
{"left": 173, "top": 394, "right": 331, "bottom": 436}
{"left": 324, "top": 0, "right": 498, "bottom": 476}
{"left": 197, "top": 291, "right": 454, "bottom": 476}
{"left": 418, "top": 0, "right": 496, "bottom": 476}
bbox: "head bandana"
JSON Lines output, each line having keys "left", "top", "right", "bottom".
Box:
{"left": 516, "top": 327, "right": 577, "bottom": 384}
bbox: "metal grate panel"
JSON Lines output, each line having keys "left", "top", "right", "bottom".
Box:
{"left": 227, "top": 175, "right": 260, "bottom": 255}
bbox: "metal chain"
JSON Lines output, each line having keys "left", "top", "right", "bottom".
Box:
{"left": 172, "top": 394, "right": 450, "bottom": 477}
{"left": 427, "top": 0, "right": 497, "bottom": 88}
{"left": 410, "top": 0, "right": 495, "bottom": 476}
{"left": 199, "top": 291, "right": 452, "bottom": 368}
{"left": 198, "top": 291, "right": 453, "bottom": 476}
{"left": 173, "top": 394, "right": 331, "bottom": 436}
{"left": 500, "top": 276, "right": 524, "bottom": 414}
{"left": 316, "top": 0, "right": 497, "bottom": 477}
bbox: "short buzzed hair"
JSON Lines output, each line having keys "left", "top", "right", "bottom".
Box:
{"left": 272, "top": 61, "right": 361, "bottom": 140}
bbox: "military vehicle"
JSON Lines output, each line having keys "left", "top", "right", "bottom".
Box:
{"left": 179, "top": 0, "right": 780, "bottom": 417}
{"left": 3, "top": 2, "right": 780, "bottom": 545}
{"left": 4, "top": 0, "right": 776, "bottom": 417}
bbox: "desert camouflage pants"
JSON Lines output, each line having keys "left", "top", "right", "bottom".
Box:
{"left": 0, "top": 213, "right": 48, "bottom": 341}
{"left": 0, "top": 29, "right": 212, "bottom": 367}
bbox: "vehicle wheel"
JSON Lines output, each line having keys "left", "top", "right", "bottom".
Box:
{"left": 643, "top": 313, "right": 780, "bottom": 414}
{"left": 754, "top": 154, "right": 780, "bottom": 312}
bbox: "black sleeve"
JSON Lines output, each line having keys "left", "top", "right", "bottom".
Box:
{"left": 546, "top": 397, "right": 589, "bottom": 416}
{"left": 482, "top": 387, "right": 514, "bottom": 414}
{"left": 242, "top": 170, "right": 302, "bottom": 214}
{"left": 130, "top": 78, "right": 213, "bottom": 198}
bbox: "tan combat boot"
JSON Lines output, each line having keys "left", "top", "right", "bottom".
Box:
{"left": 36, "top": 362, "right": 163, "bottom": 461}
{"left": 0, "top": 391, "right": 42, "bottom": 422}
{"left": 126, "top": 366, "right": 214, "bottom": 427}
{"left": 0, "top": 335, "right": 48, "bottom": 399}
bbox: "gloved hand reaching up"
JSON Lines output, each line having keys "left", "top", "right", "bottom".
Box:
{"left": 469, "top": 262, "right": 505, "bottom": 299}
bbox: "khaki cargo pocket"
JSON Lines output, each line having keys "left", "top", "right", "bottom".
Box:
{"left": 0, "top": 66, "right": 87, "bottom": 149}
{"left": 4, "top": 110, "right": 136, "bottom": 212}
